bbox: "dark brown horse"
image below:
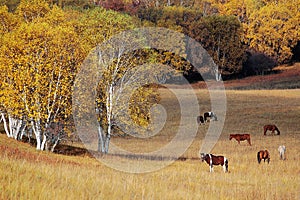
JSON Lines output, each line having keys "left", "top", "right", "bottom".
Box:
{"left": 263, "top": 124, "right": 280, "bottom": 135}
{"left": 229, "top": 134, "right": 251, "bottom": 145}
{"left": 257, "top": 150, "right": 270, "bottom": 164}
{"left": 200, "top": 153, "right": 228, "bottom": 173}
{"left": 197, "top": 115, "right": 205, "bottom": 125}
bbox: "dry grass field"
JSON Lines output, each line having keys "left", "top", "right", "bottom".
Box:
{"left": 0, "top": 88, "right": 299, "bottom": 200}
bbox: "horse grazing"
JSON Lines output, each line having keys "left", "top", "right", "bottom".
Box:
{"left": 278, "top": 145, "right": 286, "bottom": 160}
{"left": 257, "top": 150, "right": 270, "bottom": 164}
{"left": 200, "top": 153, "right": 228, "bottom": 173}
{"left": 229, "top": 134, "right": 251, "bottom": 145}
{"left": 203, "top": 111, "right": 217, "bottom": 122}
{"left": 263, "top": 124, "right": 280, "bottom": 135}
{"left": 197, "top": 115, "right": 205, "bottom": 125}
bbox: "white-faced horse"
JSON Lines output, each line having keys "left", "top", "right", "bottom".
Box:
{"left": 200, "top": 153, "right": 228, "bottom": 173}
{"left": 203, "top": 111, "right": 217, "bottom": 122}
{"left": 278, "top": 145, "right": 286, "bottom": 160}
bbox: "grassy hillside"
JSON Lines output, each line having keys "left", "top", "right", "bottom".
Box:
{"left": 191, "top": 63, "right": 300, "bottom": 90}
{"left": 225, "top": 63, "right": 300, "bottom": 89}
{"left": 1, "top": 89, "right": 300, "bottom": 199}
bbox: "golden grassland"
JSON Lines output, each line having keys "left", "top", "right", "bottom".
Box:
{"left": 0, "top": 89, "right": 299, "bottom": 200}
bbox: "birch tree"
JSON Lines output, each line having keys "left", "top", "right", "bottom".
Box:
{"left": 0, "top": 3, "right": 84, "bottom": 150}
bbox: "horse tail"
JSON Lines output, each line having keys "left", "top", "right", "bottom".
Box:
{"left": 275, "top": 126, "right": 280, "bottom": 135}
{"left": 225, "top": 158, "right": 229, "bottom": 172}
{"left": 257, "top": 152, "right": 261, "bottom": 164}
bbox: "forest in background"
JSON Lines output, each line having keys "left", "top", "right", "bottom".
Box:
{"left": 0, "top": 0, "right": 299, "bottom": 153}
{"left": 1, "top": 0, "right": 300, "bottom": 78}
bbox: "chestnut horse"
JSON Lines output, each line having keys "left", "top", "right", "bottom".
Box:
{"left": 229, "top": 134, "right": 251, "bottom": 145}
{"left": 200, "top": 153, "right": 228, "bottom": 173}
{"left": 263, "top": 124, "right": 280, "bottom": 135}
{"left": 257, "top": 150, "right": 270, "bottom": 164}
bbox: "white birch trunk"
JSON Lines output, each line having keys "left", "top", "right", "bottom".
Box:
{"left": 8, "top": 116, "right": 13, "bottom": 137}
{"left": 1, "top": 113, "right": 10, "bottom": 137}
{"left": 19, "top": 121, "right": 27, "bottom": 140}
{"left": 11, "top": 118, "right": 22, "bottom": 140}
{"left": 97, "top": 125, "right": 105, "bottom": 153}
{"left": 103, "top": 84, "right": 114, "bottom": 153}
{"left": 51, "top": 138, "right": 60, "bottom": 152}
{"left": 41, "top": 134, "right": 47, "bottom": 151}
{"left": 215, "top": 70, "right": 222, "bottom": 81}
{"left": 31, "top": 120, "right": 43, "bottom": 150}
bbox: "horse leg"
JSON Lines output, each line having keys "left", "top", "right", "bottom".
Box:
{"left": 209, "top": 165, "right": 213, "bottom": 172}
{"left": 271, "top": 129, "right": 275, "bottom": 136}
{"left": 248, "top": 139, "right": 251, "bottom": 146}
{"left": 276, "top": 128, "right": 280, "bottom": 135}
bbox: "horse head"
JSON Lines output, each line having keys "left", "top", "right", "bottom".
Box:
{"left": 212, "top": 112, "right": 218, "bottom": 121}
{"left": 200, "top": 153, "right": 207, "bottom": 162}
{"left": 229, "top": 134, "right": 233, "bottom": 140}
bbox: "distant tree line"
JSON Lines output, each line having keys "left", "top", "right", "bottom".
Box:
{"left": 93, "top": 0, "right": 300, "bottom": 78}
{"left": 1, "top": 0, "right": 299, "bottom": 78}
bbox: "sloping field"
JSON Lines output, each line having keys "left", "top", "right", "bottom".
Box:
{"left": 192, "top": 63, "right": 300, "bottom": 90}
{"left": 0, "top": 89, "right": 299, "bottom": 199}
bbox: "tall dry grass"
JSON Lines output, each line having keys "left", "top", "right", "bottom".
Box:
{"left": 0, "top": 89, "right": 299, "bottom": 199}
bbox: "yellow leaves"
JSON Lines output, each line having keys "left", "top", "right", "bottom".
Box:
{"left": 0, "top": 1, "right": 85, "bottom": 122}
{"left": 16, "top": 0, "right": 50, "bottom": 22}
{"left": 245, "top": 1, "right": 300, "bottom": 63}
{"left": 77, "top": 7, "right": 138, "bottom": 52}
{"left": 0, "top": 5, "right": 20, "bottom": 35}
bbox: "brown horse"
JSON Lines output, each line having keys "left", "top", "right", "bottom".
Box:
{"left": 200, "top": 153, "right": 228, "bottom": 173}
{"left": 229, "top": 134, "right": 251, "bottom": 145}
{"left": 257, "top": 150, "right": 270, "bottom": 164}
{"left": 263, "top": 124, "right": 280, "bottom": 135}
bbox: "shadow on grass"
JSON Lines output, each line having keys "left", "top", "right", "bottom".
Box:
{"left": 18, "top": 135, "right": 195, "bottom": 161}
{"left": 54, "top": 144, "right": 201, "bottom": 162}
